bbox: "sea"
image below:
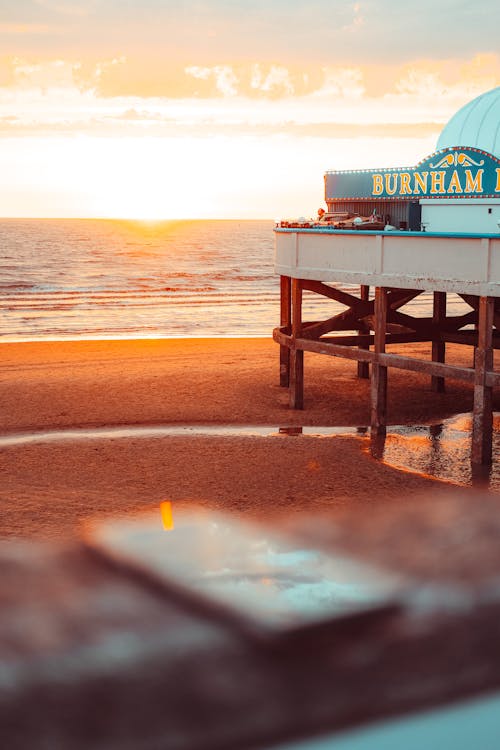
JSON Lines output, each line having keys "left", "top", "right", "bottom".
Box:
{"left": 0, "top": 218, "right": 277, "bottom": 340}
{"left": 0, "top": 218, "right": 466, "bottom": 341}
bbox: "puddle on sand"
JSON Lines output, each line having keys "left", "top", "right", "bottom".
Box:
{"left": 279, "top": 418, "right": 500, "bottom": 491}
{"left": 0, "top": 423, "right": 363, "bottom": 448}
{"left": 0, "top": 414, "right": 498, "bottom": 491}
{"left": 370, "top": 413, "right": 500, "bottom": 492}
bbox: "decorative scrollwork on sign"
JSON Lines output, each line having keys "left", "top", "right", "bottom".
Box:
{"left": 456, "top": 152, "right": 485, "bottom": 167}
{"left": 429, "top": 153, "right": 455, "bottom": 168}
{"left": 430, "top": 152, "right": 485, "bottom": 168}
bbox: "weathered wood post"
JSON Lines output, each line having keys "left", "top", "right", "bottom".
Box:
{"left": 290, "top": 278, "right": 304, "bottom": 409}
{"left": 280, "top": 275, "right": 291, "bottom": 387}
{"left": 471, "top": 296, "right": 494, "bottom": 465}
{"left": 357, "top": 284, "right": 370, "bottom": 379}
{"left": 431, "top": 291, "right": 446, "bottom": 393}
{"left": 371, "top": 287, "right": 388, "bottom": 435}
{"left": 472, "top": 294, "right": 479, "bottom": 370}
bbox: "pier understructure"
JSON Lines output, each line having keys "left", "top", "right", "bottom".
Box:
{"left": 273, "top": 228, "right": 500, "bottom": 465}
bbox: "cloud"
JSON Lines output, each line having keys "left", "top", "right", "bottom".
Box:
{"left": 0, "top": 23, "right": 54, "bottom": 34}
{"left": 312, "top": 67, "right": 365, "bottom": 99}
{"left": 342, "top": 2, "right": 365, "bottom": 32}
{"left": 186, "top": 64, "right": 239, "bottom": 96}
{"left": 2, "top": 51, "right": 499, "bottom": 100}
{"left": 185, "top": 66, "right": 211, "bottom": 82}
{"left": 185, "top": 63, "right": 295, "bottom": 98}
{"left": 0, "top": 50, "right": 498, "bottom": 147}
{"left": 0, "top": 116, "right": 444, "bottom": 142}
{"left": 250, "top": 65, "right": 294, "bottom": 96}
{"left": 11, "top": 57, "right": 81, "bottom": 90}
{"left": 0, "top": 2, "right": 498, "bottom": 152}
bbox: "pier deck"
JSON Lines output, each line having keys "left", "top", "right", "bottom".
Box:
{"left": 274, "top": 228, "right": 500, "bottom": 465}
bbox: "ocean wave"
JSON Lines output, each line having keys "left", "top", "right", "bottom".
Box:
{"left": 162, "top": 286, "right": 217, "bottom": 293}
{"left": 0, "top": 282, "right": 36, "bottom": 290}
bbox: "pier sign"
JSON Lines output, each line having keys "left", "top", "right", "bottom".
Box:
{"left": 325, "top": 147, "right": 500, "bottom": 201}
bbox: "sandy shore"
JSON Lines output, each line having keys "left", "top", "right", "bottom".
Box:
{"left": 1, "top": 337, "right": 497, "bottom": 540}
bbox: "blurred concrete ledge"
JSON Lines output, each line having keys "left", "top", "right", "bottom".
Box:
{"left": 2, "top": 491, "right": 500, "bottom": 749}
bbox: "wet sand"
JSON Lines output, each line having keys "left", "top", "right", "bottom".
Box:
{"left": 1, "top": 338, "right": 498, "bottom": 540}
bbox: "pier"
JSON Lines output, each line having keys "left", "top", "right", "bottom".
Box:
{"left": 274, "top": 227, "right": 500, "bottom": 465}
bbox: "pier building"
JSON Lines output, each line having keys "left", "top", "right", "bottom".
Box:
{"left": 274, "top": 86, "right": 500, "bottom": 465}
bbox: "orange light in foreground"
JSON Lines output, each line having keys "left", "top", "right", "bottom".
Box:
{"left": 160, "top": 501, "right": 174, "bottom": 531}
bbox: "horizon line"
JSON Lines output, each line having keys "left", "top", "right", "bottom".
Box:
{"left": 0, "top": 215, "right": 277, "bottom": 222}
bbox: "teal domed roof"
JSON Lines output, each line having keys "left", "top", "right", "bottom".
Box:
{"left": 437, "top": 86, "right": 500, "bottom": 157}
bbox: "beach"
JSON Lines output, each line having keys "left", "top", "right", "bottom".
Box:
{"left": 1, "top": 337, "right": 495, "bottom": 542}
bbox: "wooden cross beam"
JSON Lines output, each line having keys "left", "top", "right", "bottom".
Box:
{"left": 300, "top": 285, "right": 426, "bottom": 341}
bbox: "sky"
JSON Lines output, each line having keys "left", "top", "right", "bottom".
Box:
{"left": 1, "top": 0, "right": 500, "bottom": 219}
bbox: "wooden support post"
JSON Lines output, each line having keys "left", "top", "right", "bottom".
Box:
{"left": 472, "top": 294, "right": 479, "bottom": 368}
{"left": 431, "top": 292, "right": 446, "bottom": 393}
{"left": 290, "top": 278, "right": 304, "bottom": 409}
{"left": 371, "top": 287, "right": 388, "bottom": 435}
{"left": 357, "top": 285, "right": 370, "bottom": 379}
{"left": 471, "top": 296, "right": 494, "bottom": 465}
{"left": 279, "top": 275, "right": 291, "bottom": 387}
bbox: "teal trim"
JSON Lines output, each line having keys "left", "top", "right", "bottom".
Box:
{"left": 271, "top": 691, "right": 500, "bottom": 750}
{"left": 274, "top": 228, "right": 500, "bottom": 239}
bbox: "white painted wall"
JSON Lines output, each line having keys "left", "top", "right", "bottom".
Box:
{"left": 420, "top": 199, "right": 500, "bottom": 234}
{"left": 275, "top": 229, "right": 500, "bottom": 296}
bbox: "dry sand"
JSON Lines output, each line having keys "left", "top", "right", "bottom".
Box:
{"left": 0, "top": 337, "right": 497, "bottom": 541}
